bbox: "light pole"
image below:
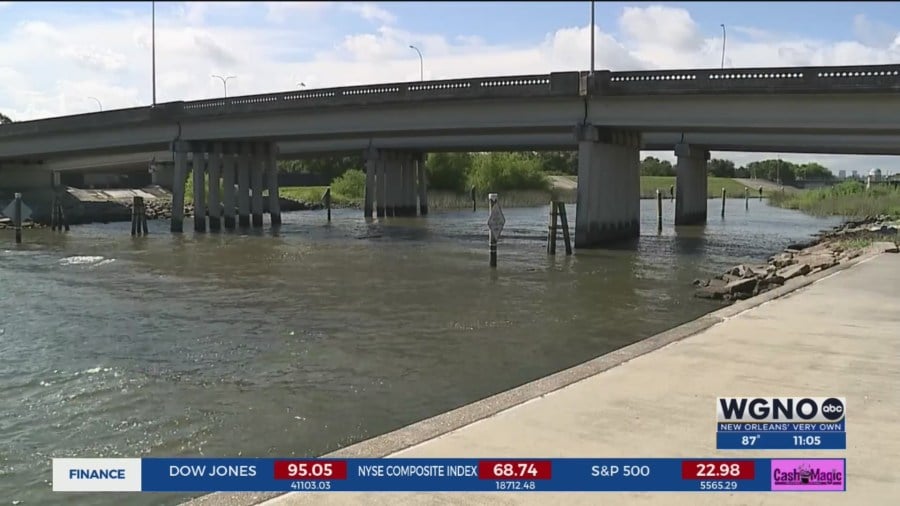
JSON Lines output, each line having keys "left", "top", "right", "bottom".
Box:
{"left": 88, "top": 97, "right": 102, "bottom": 111}
{"left": 720, "top": 24, "right": 726, "bottom": 69}
{"left": 590, "top": 1, "right": 595, "bottom": 75}
{"left": 409, "top": 45, "right": 423, "bottom": 81}
{"left": 152, "top": 1, "right": 156, "bottom": 105}
{"left": 211, "top": 75, "right": 236, "bottom": 98}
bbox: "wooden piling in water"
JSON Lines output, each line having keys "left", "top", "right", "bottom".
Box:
{"left": 471, "top": 186, "right": 477, "bottom": 212}
{"left": 656, "top": 189, "right": 663, "bottom": 232}
{"left": 745, "top": 187, "right": 749, "bottom": 211}
{"left": 50, "top": 194, "right": 58, "bottom": 231}
{"left": 323, "top": 187, "right": 332, "bottom": 222}
{"left": 13, "top": 192, "right": 22, "bottom": 244}
{"left": 557, "top": 202, "right": 572, "bottom": 255}
{"left": 131, "top": 196, "right": 148, "bottom": 236}
{"left": 547, "top": 200, "right": 558, "bottom": 255}
{"left": 721, "top": 187, "right": 726, "bottom": 218}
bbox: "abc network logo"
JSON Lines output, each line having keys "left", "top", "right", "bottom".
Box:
{"left": 717, "top": 397, "right": 845, "bottom": 423}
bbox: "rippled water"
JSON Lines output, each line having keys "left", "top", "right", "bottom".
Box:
{"left": 0, "top": 198, "right": 840, "bottom": 505}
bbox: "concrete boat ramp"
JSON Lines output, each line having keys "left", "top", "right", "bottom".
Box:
{"left": 186, "top": 251, "right": 899, "bottom": 506}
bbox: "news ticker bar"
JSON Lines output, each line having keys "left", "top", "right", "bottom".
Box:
{"left": 52, "top": 458, "right": 847, "bottom": 493}
{"left": 717, "top": 431, "right": 847, "bottom": 450}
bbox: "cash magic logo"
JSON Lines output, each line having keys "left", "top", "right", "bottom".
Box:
{"left": 770, "top": 459, "right": 845, "bottom": 491}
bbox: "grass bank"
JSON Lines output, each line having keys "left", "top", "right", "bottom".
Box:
{"left": 557, "top": 176, "right": 772, "bottom": 199}
{"left": 768, "top": 181, "right": 900, "bottom": 219}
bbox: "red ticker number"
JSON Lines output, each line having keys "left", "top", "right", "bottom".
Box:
{"left": 478, "top": 461, "right": 552, "bottom": 480}
{"left": 273, "top": 461, "right": 348, "bottom": 480}
{"left": 681, "top": 461, "right": 754, "bottom": 480}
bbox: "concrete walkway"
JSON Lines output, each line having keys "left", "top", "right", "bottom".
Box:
{"left": 251, "top": 253, "right": 899, "bottom": 506}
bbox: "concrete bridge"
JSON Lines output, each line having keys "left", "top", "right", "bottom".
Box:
{"left": 1, "top": 63, "right": 899, "bottom": 246}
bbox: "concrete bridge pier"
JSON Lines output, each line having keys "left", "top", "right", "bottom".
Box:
{"left": 574, "top": 125, "right": 641, "bottom": 248}
{"left": 191, "top": 145, "right": 207, "bottom": 233}
{"left": 170, "top": 142, "right": 189, "bottom": 233}
{"left": 674, "top": 143, "right": 710, "bottom": 225}
{"left": 364, "top": 149, "right": 376, "bottom": 218}
{"left": 237, "top": 143, "right": 252, "bottom": 227}
{"left": 399, "top": 153, "right": 418, "bottom": 216}
{"left": 251, "top": 143, "right": 265, "bottom": 227}
{"left": 222, "top": 144, "right": 237, "bottom": 230}
{"left": 398, "top": 155, "right": 411, "bottom": 216}
{"left": 416, "top": 153, "right": 428, "bottom": 216}
{"left": 265, "top": 142, "right": 281, "bottom": 226}
{"left": 385, "top": 152, "right": 401, "bottom": 217}
{"left": 208, "top": 143, "right": 222, "bottom": 232}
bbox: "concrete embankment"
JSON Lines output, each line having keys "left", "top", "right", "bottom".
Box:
{"left": 0, "top": 187, "right": 326, "bottom": 226}
{"left": 181, "top": 253, "right": 899, "bottom": 506}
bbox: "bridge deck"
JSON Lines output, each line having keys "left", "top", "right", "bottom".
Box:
{"left": 253, "top": 252, "right": 900, "bottom": 506}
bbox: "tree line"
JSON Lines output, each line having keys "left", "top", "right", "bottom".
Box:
{"left": 277, "top": 151, "right": 842, "bottom": 192}
{"left": 639, "top": 156, "right": 835, "bottom": 184}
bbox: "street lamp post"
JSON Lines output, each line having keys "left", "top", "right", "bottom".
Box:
{"left": 298, "top": 82, "right": 306, "bottom": 88}
{"left": 152, "top": 1, "right": 156, "bottom": 105}
{"left": 211, "top": 75, "right": 236, "bottom": 98}
{"left": 720, "top": 24, "right": 726, "bottom": 69}
{"left": 590, "top": 0, "right": 595, "bottom": 75}
{"left": 88, "top": 97, "right": 102, "bottom": 111}
{"left": 409, "top": 45, "right": 423, "bottom": 81}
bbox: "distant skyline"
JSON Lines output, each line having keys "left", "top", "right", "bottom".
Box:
{"left": 1, "top": 1, "right": 899, "bottom": 173}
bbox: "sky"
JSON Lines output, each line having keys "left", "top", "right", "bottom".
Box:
{"left": 2, "top": 1, "right": 900, "bottom": 173}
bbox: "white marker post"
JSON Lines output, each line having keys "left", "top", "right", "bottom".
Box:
{"left": 487, "top": 193, "right": 505, "bottom": 268}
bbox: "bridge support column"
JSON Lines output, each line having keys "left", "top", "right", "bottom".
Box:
{"left": 375, "top": 152, "right": 386, "bottom": 218}
{"left": 251, "top": 143, "right": 265, "bottom": 227}
{"left": 222, "top": 145, "right": 236, "bottom": 230}
{"left": 170, "top": 141, "right": 189, "bottom": 233}
{"left": 574, "top": 126, "right": 641, "bottom": 248}
{"left": 674, "top": 143, "right": 710, "bottom": 225}
{"left": 266, "top": 143, "right": 281, "bottom": 226}
{"left": 364, "top": 149, "right": 376, "bottom": 218}
{"left": 208, "top": 143, "right": 222, "bottom": 232}
{"left": 237, "top": 143, "right": 251, "bottom": 227}
{"left": 385, "top": 152, "right": 400, "bottom": 217}
{"left": 399, "top": 153, "right": 416, "bottom": 216}
{"left": 192, "top": 145, "right": 207, "bottom": 233}
{"left": 417, "top": 153, "right": 428, "bottom": 216}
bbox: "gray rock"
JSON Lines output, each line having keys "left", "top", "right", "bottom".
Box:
{"left": 770, "top": 252, "right": 794, "bottom": 268}
{"left": 776, "top": 263, "right": 811, "bottom": 280}
{"left": 725, "top": 277, "right": 758, "bottom": 295}
{"left": 874, "top": 241, "right": 899, "bottom": 254}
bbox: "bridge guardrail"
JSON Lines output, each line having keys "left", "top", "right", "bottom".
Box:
{"left": 180, "top": 74, "right": 561, "bottom": 116}
{"left": 602, "top": 64, "right": 900, "bottom": 94}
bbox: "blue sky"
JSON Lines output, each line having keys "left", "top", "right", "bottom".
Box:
{"left": 1, "top": 2, "right": 899, "bottom": 171}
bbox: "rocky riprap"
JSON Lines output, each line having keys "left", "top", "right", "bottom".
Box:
{"left": 693, "top": 215, "right": 899, "bottom": 302}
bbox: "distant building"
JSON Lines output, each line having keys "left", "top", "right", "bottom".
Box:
{"left": 869, "top": 169, "right": 883, "bottom": 182}
{"left": 838, "top": 170, "right": 846, "bottom": 179}
{"left": 851, "top": 170, "right": 859, "bottom": 179}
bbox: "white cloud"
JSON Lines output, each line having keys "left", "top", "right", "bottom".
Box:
{"left": 0, "top": 2, "right": 11, "bottom": 8}
{"left": 3, "top": 4, "right": 900, "bottom": 172}
{"left": 341, "top": 2, "right": 396, "bottom": 25}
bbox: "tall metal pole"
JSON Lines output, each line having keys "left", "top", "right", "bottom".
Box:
{"left": 720, "top": 24, "right": 726, "bottom": 69}
{"left": 212, "top": 75, "right": 236, "bottom": 98}
{"left": 88, "top": 97, "right": 102, "bottom": 111}
{"left": 152, "top": 1, "right": 156, "bottom": 105}
{"left": 590, "top": 1, "right": 595, "bottom": 75}
{"left": 409, "top": 45, "right": 423, "bottom": 81}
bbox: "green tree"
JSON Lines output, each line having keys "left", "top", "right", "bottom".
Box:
{"left": 277, "top": 155, "right": 363, "bottom": 182}
{"left": 795, "top": 162, "right": 834, "bottom": 180}
{"left": 640, "top": 156, "right": 675, "bottom": 176}
{"left": 331, "top": 169, "right": 366, "bottom": 199}
{"left": 0, "top": 112, "right": 12, "bottom": 124}
{"left": 425, "top": 152, "right": 471, "bottom": 193}
{"left": 707, "top": 158, "right": 736, "bottom": 177}
{"left": 466, "top": 152, "right": 549, "bottom": 193}
{"left": 734, "top": 165, "right": 751, "bottom": 178}
{"left": 745, "top": 159, "right": 797, "bottom": 184}
{"left": 537, "top": 151, "right": 577, "bottom": 175}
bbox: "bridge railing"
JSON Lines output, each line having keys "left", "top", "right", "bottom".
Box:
{"left": 180, "top": 74, "right": 569, "bottom": 115}
{"left": 600, "top": 64, "right": 900, "bottom": 94}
